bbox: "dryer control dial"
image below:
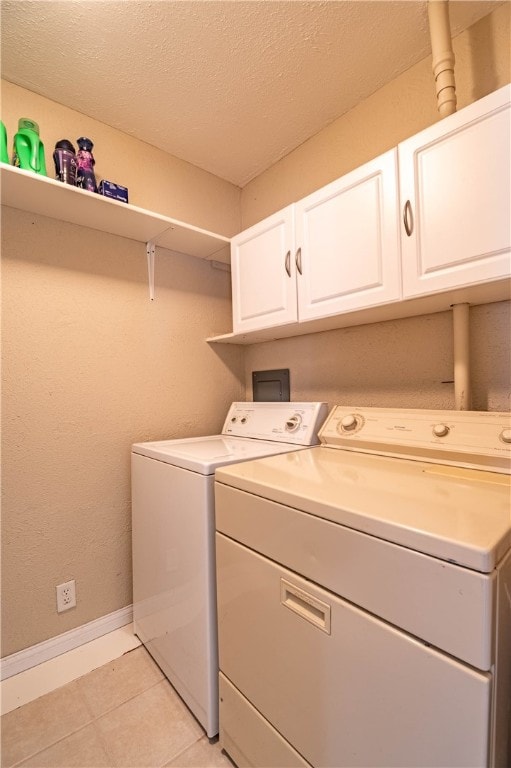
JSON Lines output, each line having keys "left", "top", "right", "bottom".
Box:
{"left": 500, "top": 428, "right": 511, "bottom": 444}
{"left": 433, "top": 423, "right": 450, "bottom": 438}
{"left": 340, "top": 414, "right": 359, "bottom": 432}
{"left": 286, "top": 414, "right": 302, "bottom": 432}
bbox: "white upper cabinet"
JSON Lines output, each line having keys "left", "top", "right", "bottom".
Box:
{"left": 216, "top": 84, "right": 510, "bottom": 344}
{"left": 230, "top": 150, "right": 400, "bottom": 334}
{"left": 295, "top": 149, "right": 400, "bottom": 321}
{"left": 231, "top": 205, "right": 297, "bottom": 333}
{"left": 399, "top": 84, "right": 511, "bottom": 298}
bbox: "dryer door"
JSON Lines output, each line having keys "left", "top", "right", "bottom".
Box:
{"left": 216, "top": 532, "right": 491, "bottom": 768}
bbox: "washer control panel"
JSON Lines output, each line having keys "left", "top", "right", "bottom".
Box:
{"left": 223, "top": 402, "right": 329, "bottom": 445}
{"left": 320, "top": 406, "right": 511, "bottom": 473}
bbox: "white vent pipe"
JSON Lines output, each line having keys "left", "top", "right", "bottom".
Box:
{"left": 452, "top": 303, "right": 471, "bottom": 410}
{"left": 428, "top": 1, "right": 470, "bottom": 409}
{"left": 427, "top": 0, "right": 457, "bottom": 116}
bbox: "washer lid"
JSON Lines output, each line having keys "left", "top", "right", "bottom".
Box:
{"left": 131, "top": 435, "right": 308, "bottom": 474}
{"left": 215, "top": 447, "right": 511, "bottom": 572}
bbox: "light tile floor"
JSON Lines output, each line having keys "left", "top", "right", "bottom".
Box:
{"left": 1, "top": 647, "right": 234, "bottom": 768}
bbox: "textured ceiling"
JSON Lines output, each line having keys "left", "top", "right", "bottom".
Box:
{"left": 0, "top": 0, "right": 503, "bottom": 186}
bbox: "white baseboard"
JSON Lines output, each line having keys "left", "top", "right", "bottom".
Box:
{"left": 1, "top": 605, "right": 133, "bottom": 681}
{"left": 1, "top": 622, "right": 141, "bottom": 715}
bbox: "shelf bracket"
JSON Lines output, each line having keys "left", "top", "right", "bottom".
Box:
{"left": 146, "top": 241, "right": 155, "bottom": 301}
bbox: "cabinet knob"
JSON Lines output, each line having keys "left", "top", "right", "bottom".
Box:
{"left": 403, "top": 200, "right": 414, "bottom": 237}
{"left": 284, "top": 250, "right": 291, "bottom": 277}
{"left": 295, "top": 247, "right": 302, "bottom": 276}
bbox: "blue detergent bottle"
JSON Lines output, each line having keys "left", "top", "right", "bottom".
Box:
{"left": 12, "top": 118, "right": 47, "bottom": 175}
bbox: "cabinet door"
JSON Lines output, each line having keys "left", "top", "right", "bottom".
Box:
{"left": 399, "top": 84, "right": 511, "bottom": 298}
{"left": 230, "top": 206, "right": 297, "bottom": 333}
{"left": 295, "top": 149, "right": 400, "bottom": 322}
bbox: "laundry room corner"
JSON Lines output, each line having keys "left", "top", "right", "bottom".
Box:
{"left": 1, "top": 1, "right": 509, "bottom": 764}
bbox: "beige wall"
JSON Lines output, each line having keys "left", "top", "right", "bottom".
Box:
{"left": 1, "top": 87, "right": 244, "bottom": 656}
{"left": 241, "top": 3, "right": 511, "bottom": 226}
{"left": 242, "top": 4, "right": 511, "bottom": 413}
{"left": 243, "top": 302, "right": 511, "bottom": 412}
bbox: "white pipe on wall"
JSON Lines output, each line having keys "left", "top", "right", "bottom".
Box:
{"left": 428, "top": 1, "right": 470, "bottom": 409}
{"left": 427, "top": 0, "right": 457, "bottom": 117}
{"left": 452, "top": 303, "right": 471, "bottom": 411}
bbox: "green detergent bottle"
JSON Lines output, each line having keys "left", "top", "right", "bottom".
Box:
{"left": 0, "top": 121, "right": 9, "bottom": 164}
{"left": 12, "top": 118, "right": 47, "bottom": 175}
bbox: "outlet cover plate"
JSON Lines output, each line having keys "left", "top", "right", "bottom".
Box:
{"left": 56, "top": 580, "right": 76, "bottom": 612}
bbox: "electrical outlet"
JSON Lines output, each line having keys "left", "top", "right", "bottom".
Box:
{"left": 56, "top": 580, "right": 76, "bottom": 612}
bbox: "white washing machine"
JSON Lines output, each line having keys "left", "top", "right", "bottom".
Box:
{"left": 215, "top": 406, "right": 511, "bottom": 768}
{"left": 131, "top": 401, "right": 328, "bottom": 738}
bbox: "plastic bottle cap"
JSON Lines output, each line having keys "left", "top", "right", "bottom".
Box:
{"left": 18, "top": 118, "right": 40, "bottom": 134}
{"left": 55, "top": 139, "right": 76, "bottom": 153}
{"left": 77, "top": 137, "right": 93, "bottom": 151}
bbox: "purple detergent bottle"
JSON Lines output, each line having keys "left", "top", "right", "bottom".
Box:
{"left": 75, "top": 136, "right": 97, "bottom": 192}
{"left": 53, "top": 139, "right": 77, "bottom": 185}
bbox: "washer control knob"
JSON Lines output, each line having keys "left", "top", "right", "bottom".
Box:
{"left": 241, "top": 417, "right": 247, "bottom": 424}
{"left": 433, "top": 423, "right": 449, "bottom": 437}
{"left": 230, "top": 416, "right": 237, "bottom": 423}
{"left": 341, "top": 414, "right": 358, "bottom": 431}
{"left": 500, "top": 428, "right": 511, "bottom": 444}
{"left": 286, "top": 414, "right": 302, "bottom": 432}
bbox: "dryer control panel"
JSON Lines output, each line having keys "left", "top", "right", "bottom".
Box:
{"left": 320, "top": 406, "right": 511, "bottom": 474}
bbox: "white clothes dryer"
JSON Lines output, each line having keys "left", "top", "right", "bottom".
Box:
{"left": 215, "top": 406, "right": 511, "bottom": 768}
{"left": 131, "top": 401, "right": 328, "bottom": 737}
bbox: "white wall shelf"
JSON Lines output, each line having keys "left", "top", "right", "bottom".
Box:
{"left": 1, "top": 164, "right": 230, "bottom": 261}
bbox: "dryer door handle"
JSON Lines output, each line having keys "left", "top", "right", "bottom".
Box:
{"left": 280, "top": 579, "right": 331, "bottom": 634}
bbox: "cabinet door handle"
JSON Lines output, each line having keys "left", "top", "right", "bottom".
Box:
{"left": 403, "top": 200, "right": 414, "bottom": 237}
{"left": 284, "top": 250, "right": 291, "bottom": 277}
{"left": 295, "top": 247, "right": 302, "bottom": 275}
